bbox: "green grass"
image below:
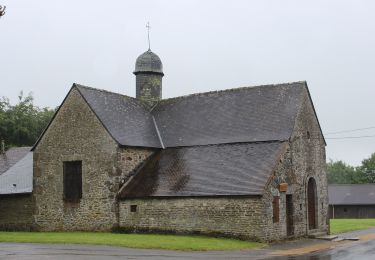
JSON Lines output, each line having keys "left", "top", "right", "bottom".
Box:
{"left": 0, "top": 232, "right": 265, "bottom": 251}
{"left": 330, "top": 219, "right": 375, "bottom": 234}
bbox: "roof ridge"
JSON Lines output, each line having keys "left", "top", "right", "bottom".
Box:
{"left": 158, "top": 81, "right": 306, "bottom": 103}
{"left": 74, "top": 83, "right": 137, "bottom": 101}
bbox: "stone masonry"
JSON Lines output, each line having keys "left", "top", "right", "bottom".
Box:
{"left": 118, "top": 86, "right": 328, "bottom": 242}
{"left": 119, "top": 196, "right": 264, "bottom": 241}
{"left": 0, "top": 194, "right": 33, "bottom": 231}
{"left": 33, "top": 88, "right": 155, "bottom": 231}
{"left": 30, "top": 81, "right": 327, "bottom": 242}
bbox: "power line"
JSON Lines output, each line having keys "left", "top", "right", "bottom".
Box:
{"left": 326, "top": 134, "right": 375, "bottom": 140}
{"left": 325, "top": 126, "right": 375, "bottom": 135}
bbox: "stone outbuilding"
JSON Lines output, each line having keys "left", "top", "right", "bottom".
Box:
{"left": 0, "top": 147, "right": 33, "bottom": 230}
{"left": 2, "top": 48, "right": 329, "bottom": 241}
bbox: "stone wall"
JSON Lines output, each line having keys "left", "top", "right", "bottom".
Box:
{"left": 33, "top": 88, "right": 119, "bottom": 231}
{"left": 119, "top": 196, "right": 264, "bottom": 241}
{"left": 136, "top": 73, "right": 162, "bottom": 107}
{"left": 289, "top": 88, "right": 329, "bottom": 236}
{"left": 32, "top": 86, "right": 157, "bottom": 231}
{"left": 33, "top": 87, "right": 155, "bottom": 231}
{"left": 261, "top": 143, "right": 292, "bottom": 241}
{"left": 0, "top": 194, "right": 33, "bottom": 230}
{"left": 117, "top": 147, "right": 155, "bottom": 186}
{"left": 259, "top": 87, "right": 328, "bottom": 241}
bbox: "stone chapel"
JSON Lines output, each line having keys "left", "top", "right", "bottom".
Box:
{"left": 0, "top": 48, "right": 329, "bottom": 241}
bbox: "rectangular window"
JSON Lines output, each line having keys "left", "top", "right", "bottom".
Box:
{"left": 130, "top": 205, "right": 137, "bottom": 212}
{"left": 273, "top": 196, "right": 280, "bottom": 223}
{"left": 63, "top": 161, "right": 82, "bottom": 202}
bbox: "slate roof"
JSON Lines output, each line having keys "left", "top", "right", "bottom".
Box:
{"left": 30, "top": 80, "right": 320, "bottom": 197}
{"left": 154, "top": 83, "right": 305, "bottom": 147}
{"left": 134, "top": 50, "right": 163, "bottom": 75}
{"left": 0, "top": 147, "right": 31, "bottom": 175}
{"left": 0, "top": 147, "right": 33, "bottom": 195}
{"left": 329, "top": 184, "right": 375, "bottom": 205}
{"left": 76, "top": 86, "right": 162, "bottom": 148}
{"left": 65, "top": 81, "right": 307, "bottom": 149}
{"left": 118, "top": 142, "right": 286, "bottom": 197}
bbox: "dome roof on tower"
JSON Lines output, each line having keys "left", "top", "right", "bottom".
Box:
{"left": 134, "top": 50, "right": 163, "bottom": 75}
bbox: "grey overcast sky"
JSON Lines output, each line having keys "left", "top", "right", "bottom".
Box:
{"left": 1, "top": 0, "right": 374, "bottom": 166}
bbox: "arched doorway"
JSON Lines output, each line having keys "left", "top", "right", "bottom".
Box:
{"left": 307, "top": 178, "right": 317, "bottom": 230}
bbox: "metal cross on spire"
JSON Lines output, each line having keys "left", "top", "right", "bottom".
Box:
{"left": 146, "top": 22, "right": 151, "bottom": 51}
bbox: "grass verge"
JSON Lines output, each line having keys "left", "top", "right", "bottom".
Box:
{"left": 330, "top": 219, "right": 375, "bottom": 234}
{"left": 0, "top": 232, "right": 265, "bottom": 251}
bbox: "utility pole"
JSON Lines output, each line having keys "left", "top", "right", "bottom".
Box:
{"left": 0, "top": 5, "right": 6, "bottom": 18}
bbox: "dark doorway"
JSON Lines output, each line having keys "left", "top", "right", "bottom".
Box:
{"left": 307, "top": 178, "right": 317, "bottom": 229}
{"left": 286, "top": 194, "right": 294, "bottom": 236}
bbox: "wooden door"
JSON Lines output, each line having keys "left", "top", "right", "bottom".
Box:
{"left": 286, "top": 194, "right": 294, "bottom": 236}
{"left": 308, "top": 178, "right": 317, "bottom": 229}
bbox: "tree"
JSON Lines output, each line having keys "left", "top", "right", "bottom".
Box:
{"left": 0, "top": 92, "right": 56, "bottom": 148}
{"left": 326, "top": 159, "right": 363, "bottom": 184}
{"left": 358, "top": 153, "right": 375, "bottom": 183}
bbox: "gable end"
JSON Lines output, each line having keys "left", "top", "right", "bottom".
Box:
{"left": 31, "top": 83, "right": 119, "bottom": 151}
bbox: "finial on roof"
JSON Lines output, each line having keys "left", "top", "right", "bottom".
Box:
{"left": 146, "top": 22, "right": 151, "bottom": 51}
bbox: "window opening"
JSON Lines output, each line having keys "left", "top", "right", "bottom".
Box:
{"left": 63, "top": 161, "right": 82, "bottom": 202}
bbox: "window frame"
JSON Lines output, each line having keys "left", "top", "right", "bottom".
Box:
{"left": 63, "top": 160, "right": 83, "bottom": 202}
{"left": 272, "top": 196, "right": 280, "bottom": 223}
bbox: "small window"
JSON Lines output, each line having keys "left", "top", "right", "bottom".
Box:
{"left": 343, "top": 208, "right": 347, "bottom": 212}
{"left": 272, "top": 196, "right": 280, "bottom": 223}
{"left": 63, "top": 161, "right": 82, "bottom": 202}
{"left": 307, "top": 131, "right": 311, "bottom": 139}
{"left": 130, "top": 205, "right": 137, "bottom": 212}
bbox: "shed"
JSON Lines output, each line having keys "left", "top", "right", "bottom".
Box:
{"left": 0, "top": 147, "right": 34, "bottom": 230}
{"left": 329, "top": 184, "right": 375, "bottom": 218}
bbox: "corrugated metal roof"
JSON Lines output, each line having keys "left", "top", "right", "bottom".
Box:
{"left": 119, "top": 142, "right": 286, "bottom": 198}
{"left": 74, "top": 82, "right": 305, "bottom": 148}
{"left": 329, "top": 184, "right": 375, "bottom": 205}
{"left": 0, "top": 152, "right": 33, "bottom": 195}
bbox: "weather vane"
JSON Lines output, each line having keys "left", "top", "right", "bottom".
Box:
{"left": 146, "top": 22, "right": 151, "bottom": 50}
{"left": 0, "top": 5, "right": 6, "bottom": 18}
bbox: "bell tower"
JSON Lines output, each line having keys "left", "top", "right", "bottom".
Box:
{"left": 133, "top": 50, "right": 164, "bottom": 107}
{"left": 133, "top": 22, "right": 164, "bottom": 108}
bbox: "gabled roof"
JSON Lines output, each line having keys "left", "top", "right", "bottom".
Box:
{"left": 118, "top": 141, "right": 286, "bottom": 198}
{"left": 329, "top": 184, "right": 375, "bottom": 205}
{"left": 0, "top": 147, "right": 33, "bottom": 195}
{"left": 76, "top": 85, "right": 161, "bottom": 148}
{"left": 154, "top": 82, "right": 305, "bottom": 147}
{"left": 35, "top": 82, "right": 307, "bottom": 150}
{"left": 32, "top": 81, "right": 314, "bottom": 151}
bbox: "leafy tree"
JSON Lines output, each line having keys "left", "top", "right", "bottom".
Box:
{"left": 0, "top": 92, "right": 56, "bottom": 148}
{"left": 358, "top": 153, "right": 375, "bottom": 183}
{"left": 327, "top": 160, "right": 363, "bottom": 184}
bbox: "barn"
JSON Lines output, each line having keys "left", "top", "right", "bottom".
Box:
{"left": 329, "top": 184, "right": 375, "bottom": 219}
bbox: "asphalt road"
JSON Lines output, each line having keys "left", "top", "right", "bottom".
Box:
{"left": 0, "top": 243, "right": 271, "bottom": 260}
{"left": 1, "top": 237, "right": 375, "bottom": 260}
{"left": 271, "top": 238, "right": 375, "bottom": 260}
